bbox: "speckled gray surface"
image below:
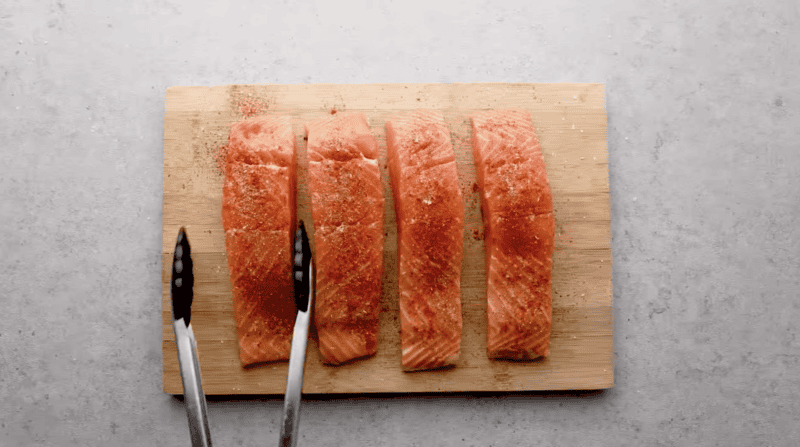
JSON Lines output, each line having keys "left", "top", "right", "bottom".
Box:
{"left": 1, "top": 0, "right": 799, "bottom": 445}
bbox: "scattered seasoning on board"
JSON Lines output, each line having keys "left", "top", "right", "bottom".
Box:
{"left": 231, "top": 91, "right": 269, "bottom": 118}
{"left": 471, "top": 182, "right": 479, "bottom": 193}
{"left": 238, "top": 98, "right": 266, "bottom": 118}
{"left": 330, "top": 106, "right": 338, "bottom": 115}
{"left": 214, "top": 144, "right": 229, "bottom": 176}
{"left": 472, "top": 228, "right": 483, "bottom": 240}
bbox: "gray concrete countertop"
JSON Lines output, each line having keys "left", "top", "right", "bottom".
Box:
{"left": 1, "top": 0, "right": 798, "bottom": 445}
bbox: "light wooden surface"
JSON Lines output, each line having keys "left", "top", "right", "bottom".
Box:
{"left": 162, "top": 83, "right": 611, "bottom": 395}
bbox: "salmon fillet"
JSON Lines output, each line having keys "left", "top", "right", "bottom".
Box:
{"left": 386, "top": 110, "right": 464, "bottom": 371}
{"left": 471, "top": 109, "right": 554, "bottom": 360}
{"left": 305, "top": 113, "right": 385, "bottom": 365}
{"left": 222, "top": 116, "right": 297, "bottom": 366}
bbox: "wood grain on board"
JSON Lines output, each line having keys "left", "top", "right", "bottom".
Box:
{"left": 162, "top": 83, "right": 611, "bottom": 395}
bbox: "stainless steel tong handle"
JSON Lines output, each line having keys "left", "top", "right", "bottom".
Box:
{"left": 279, "top": 261, "right": 314, "bottom": 447}
{"left": 174, "top": 321, "right": 212, "bottom": 447}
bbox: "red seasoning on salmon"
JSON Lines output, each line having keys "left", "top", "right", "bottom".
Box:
{"left": 222, "top": 116, "right": 297, "bottom": 366}
{"left": 471, "top": 109, "right": 554, "bottom": 360}
{"left": 386, "top": 110, "right": 464, "bottom": 371}
{"left": 305, "top": 113, "right": 385, "bottom": 365}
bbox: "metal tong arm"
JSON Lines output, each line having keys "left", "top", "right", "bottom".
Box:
{"left": 279, "top": 260, "right": 314, "bottom": 447}
{"left": 174, "top": 321, "right": 213, "bottom": 447}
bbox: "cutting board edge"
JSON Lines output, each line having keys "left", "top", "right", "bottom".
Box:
{"left": 161, "top": 82, "right": 612, "bottom": 396}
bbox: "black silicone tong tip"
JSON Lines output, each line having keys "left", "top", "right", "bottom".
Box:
{"left": 293, "top": 221, "right": 312, "bottom": 313}
{"left": 171, "top": 227, "right": 194, "bottom": 326}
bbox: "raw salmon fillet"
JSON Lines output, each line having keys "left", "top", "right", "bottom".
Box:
{"left": 471, "top": 109, "right": 554, "bottom": 360}
{"left": 386, "top": 110, "right": 464, "bottom": 371}
{"left": 305, "top": 113, "right": 385, "bottom": 365}
{"left": 222, "top": 116, "right": 297, "bottom": 366}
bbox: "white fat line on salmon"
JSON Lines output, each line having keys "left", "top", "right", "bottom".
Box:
{"left": 310, "top": 154, "right": 378, "bottom": 164}
{"left": 488, "top": 267, "right": 519, "bottom": 315}
{"left": 403, "top": 345, "right": 435, "bottom": 369}
{"left": 399, "top": 299, "right": 415, "bottom": 324}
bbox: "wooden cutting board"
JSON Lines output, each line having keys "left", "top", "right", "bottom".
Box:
{"left": 162, "top": 83, "right": 612, "bottom": 395}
